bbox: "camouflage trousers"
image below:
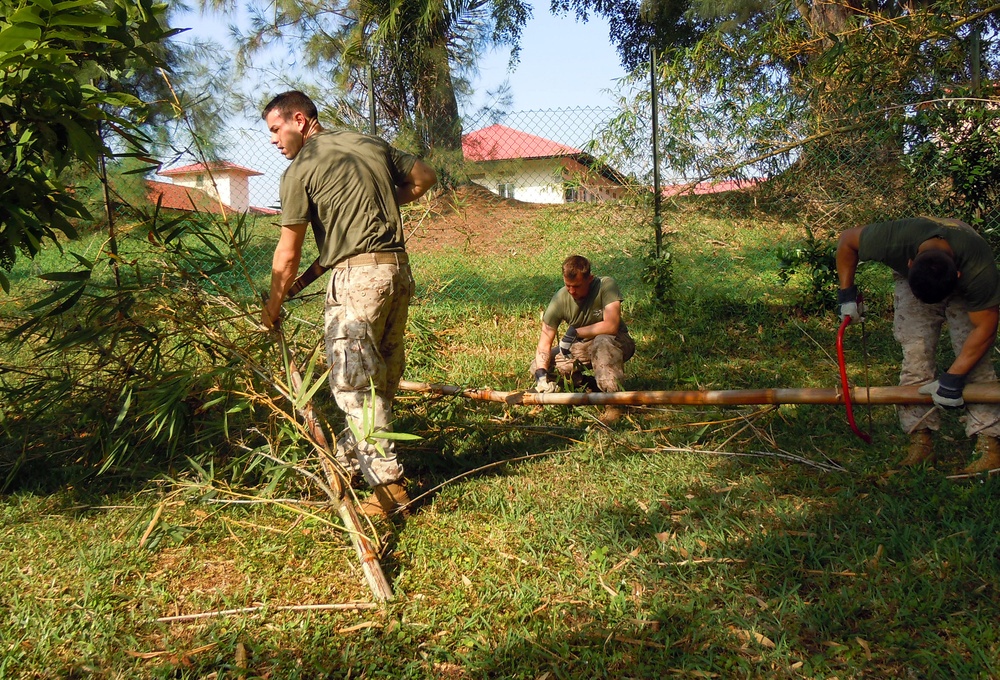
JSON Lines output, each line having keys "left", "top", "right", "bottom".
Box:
{"left": 324, "top": 259, "right": 414, "bottom": 486}
{"left": 893, "top": 274, "right": 1000, "bottom": 437}
{"left": 530, "top": 329, "right": 636, "bottom": 392}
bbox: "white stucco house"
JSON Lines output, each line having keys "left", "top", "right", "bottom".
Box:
{"left": 157, "top": 161, "right": 264, "bottom": 213}
{"left": 462, "top": 124, "right": 627, "bottom": 204}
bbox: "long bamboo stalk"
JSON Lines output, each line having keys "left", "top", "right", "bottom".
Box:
{"left": 397, "top": 380, "right": 1000, "bottom": 406}
{"left": 281, "top": 336, "right": 394, "bottom": 601}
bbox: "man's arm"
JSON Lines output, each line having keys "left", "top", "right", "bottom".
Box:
{"left": 534, "top": 323, "right": 558, "bottom": 372}
{"left": 575, "top": 300, "right": 622, "bottom": 339}
{"left": 951, "top": 307, "right": 1000, "bottom": 376}
{"left": 397, "top": 159, "right": 436, "bottom": 206}
{"left": 836, "top": 227, "right": 863, "bottom": 289}
{"left": 262, "top": 223, "right": 308, "bottom": 329}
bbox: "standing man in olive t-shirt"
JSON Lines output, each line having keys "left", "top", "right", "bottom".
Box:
{"left": 261, "top": 91, "right": 437, "bottom": 518}
{"left": 836, "top": 216, "right": 1000, "bottom": 473}
{"left": 529, "top": 255, "right": 636, "bottom": 423}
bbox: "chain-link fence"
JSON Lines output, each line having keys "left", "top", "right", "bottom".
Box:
{"left": 92, "top": 105, "right": 655, "bottom": 308}
{"left": 71, "top": 86, "right": 1000, "bottom": 314}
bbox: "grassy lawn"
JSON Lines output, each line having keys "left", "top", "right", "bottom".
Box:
{"left": 1, "top": 197, "right": 998, "bottom": 678}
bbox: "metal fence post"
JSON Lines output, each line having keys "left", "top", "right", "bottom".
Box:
{"left": 368, "top": 62, "right": 377, "bottom": 136}
{"left": 650, "top": 45, "right": 662, "bottom": 258}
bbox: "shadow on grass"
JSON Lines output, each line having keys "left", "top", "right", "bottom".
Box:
{"left": 427, "top": 440, "right": 1000, "bottom": 677}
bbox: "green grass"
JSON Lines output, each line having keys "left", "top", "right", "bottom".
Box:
{"left": 2, "top": 199, "right": 999, "bottom": 678}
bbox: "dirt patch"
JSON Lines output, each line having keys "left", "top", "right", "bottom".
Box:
{"left": 404, "top": 184, "right": 542, "bottom": 256}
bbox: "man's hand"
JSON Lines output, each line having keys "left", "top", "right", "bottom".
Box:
{"left": 558, "top": 327, "right": 578, "bottom": 356}
{"left": 531, "top": 368, "right": 558, "bottom": 394}
{"left": 837, "top": 286, "right": 865, "bottom": 322}
{"left": 918, "top": 372, "right": 966, "bottom": 409}
{"left": 261, "top": 297, "right": 282, "bottom": 331}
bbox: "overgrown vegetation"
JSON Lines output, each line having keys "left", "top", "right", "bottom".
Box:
{"left": 2, "top": 194, "right": 997, "bottom": 677}
{"left": 775, "top": 226, "right": 838, "bottom": 313}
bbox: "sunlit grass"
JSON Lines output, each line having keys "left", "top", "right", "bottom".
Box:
{"left": 1, "top": 199, "right": 998, "bottom": 677}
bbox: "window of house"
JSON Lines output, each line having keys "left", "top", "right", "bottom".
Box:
{"left": 195, "top": 174, "right": 204, "bottom": 187}
{"left": 564, "top": 184, "right": 579, "bottom": 203}
{"left": 498, "top": 182, "right": 515, "bottom": 199}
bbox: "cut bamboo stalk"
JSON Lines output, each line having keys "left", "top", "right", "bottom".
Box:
{"left": 397, "top": 380, "right": 1000, "bottom": 406}
{"left": 283, "top": 338, "right": 394, "bottom": 602}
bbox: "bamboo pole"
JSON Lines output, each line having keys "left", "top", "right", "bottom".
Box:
{"left": 281, "top": 335, "right": 394, "bottom": 602}
{"left": 397, "top": 380, "right": 1000, "bottom": 406}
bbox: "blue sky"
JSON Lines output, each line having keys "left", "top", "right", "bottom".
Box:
{"left": 468, "top": 7, "right": 629, "bottom": 112}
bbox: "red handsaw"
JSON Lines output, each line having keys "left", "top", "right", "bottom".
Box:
{"left": 836, "top": 297, "right": 873, "bottom": 444}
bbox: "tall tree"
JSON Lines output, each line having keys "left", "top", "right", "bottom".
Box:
{"left": 205, "top": 0, "right": 531, "bottom": 152}
{"left": 583, "top": 0, "right": 998, "bottom": 181}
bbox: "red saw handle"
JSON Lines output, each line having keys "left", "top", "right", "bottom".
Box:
{"left": 837, "top": 315, "right": 872, "bottom": 444}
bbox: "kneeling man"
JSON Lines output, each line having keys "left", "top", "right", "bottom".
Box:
{"left": 529, "top": 255, "right": 636, "bottom": 422}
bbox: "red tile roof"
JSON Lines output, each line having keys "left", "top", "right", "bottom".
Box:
{"left": 661, "top": 179, "right": 759, "bottom": 197}
{"left": 158, "top": 161, "right": 263, "bottom": 177}
{"left": 144, "top": 180, "right": 279, "bottom": 215}
{"left": 463, "top": 124, "right": 582, "bottom": 161}
{"left": 146, "top": 179, "right": 223, "bottom": 213}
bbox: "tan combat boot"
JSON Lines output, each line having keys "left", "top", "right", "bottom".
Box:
{"left": 360, "top": 482, "right": 412, "bottom": 519}
{"left": 962, "top": 435, "right": 1000, "bottom": 474}
{"left": 900, "top": 429, "right": 935, "bottom": 467}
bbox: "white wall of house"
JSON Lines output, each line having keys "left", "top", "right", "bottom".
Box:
{"left": 170, "top": 173, "right": 252, "bottom": 212}
{"left": 470, "top": 158, "right": 568, "bottom": 204}
{"left": 469, "top": 157, "right": 624, "bottom": 204}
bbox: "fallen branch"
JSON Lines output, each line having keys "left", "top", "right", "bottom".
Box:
{"left": 277, "top": 332, "right": 394, "bottom": 601}
{"left": 945, "top": 467, "right": 1000, "bottom": 480}
{"left": 655, "top": 445, "right": 846, "bottom": 472}
{"left": 138, "top": 502, "right": 165, "bottom": 549}
{"left": 156, "top": 602, "right": 378, "bottom": 623}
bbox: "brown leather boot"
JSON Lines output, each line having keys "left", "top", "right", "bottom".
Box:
{"left": 962, "top": 435, "right": 1000, "bottom": 474}
{"left": 360, "top": 482, "right": 411, "bottom": 519}
{"left": 900, "top": 429, "right": 935, "bottom": 467}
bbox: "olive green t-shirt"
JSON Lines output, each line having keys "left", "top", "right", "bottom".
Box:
{"left": 279, "top": 130, "right": 418, "bottom": 267}
{"left": 859, "top": 216, "right": 1000, "bottom": 311}
{"left": 542, "top": 276, "right": 627, "bottom": 332}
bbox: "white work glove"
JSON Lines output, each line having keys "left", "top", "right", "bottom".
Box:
{"left": 918, "top": 372, "right": 965, "bottom": 409}
{"left": 837, "top": 286, "right": 865, "bottom": 323}
{"left": 532, "top": 369, "right": 559, "bottom": 393}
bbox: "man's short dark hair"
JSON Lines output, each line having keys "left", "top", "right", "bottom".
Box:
{"left": 562, "top": 255, "right": 591, "bottom": 280}
{"left": 908, "top": 250, "right": 958, "bottom": 303}
{"left": 262, "top": 91, "right": 318, "bottom": 122}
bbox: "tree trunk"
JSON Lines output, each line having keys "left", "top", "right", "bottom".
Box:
{"left": 413, "top": 41, "right": 463, "bottom": 151}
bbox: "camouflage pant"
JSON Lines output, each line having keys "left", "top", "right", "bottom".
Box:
{"left": 324, "top": 260, "right": 414, "bottom": 486}
{"left": 893, "top": 274, "right": 1000, "bottom": 437}
{"left": 530, "top": 330, "right": 636, "bottom": 392}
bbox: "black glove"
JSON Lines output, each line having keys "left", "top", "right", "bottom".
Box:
{"left": 918, "top": 372, "right": 966, "bottom": 409}
{"left": 558, "top": 327, "right": 578, "bottom": 356}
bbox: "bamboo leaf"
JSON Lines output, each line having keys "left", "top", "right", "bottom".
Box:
{"left": 113, "top": 388, "right": 133, "bottom": 432}
{"left": 69, "top": 252, "right": 94, "bottom": 268}
{"left": 370, "top": 430, "right": 422, "bottom": 442}
{"left": 38, "top": 270, "right": 91, "bottom": 282}
{"left": 25, "top": 280, "right": 85, "bottom": 312}
{"left": 292, "top": 368, "right": 331, "bottom": 411}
